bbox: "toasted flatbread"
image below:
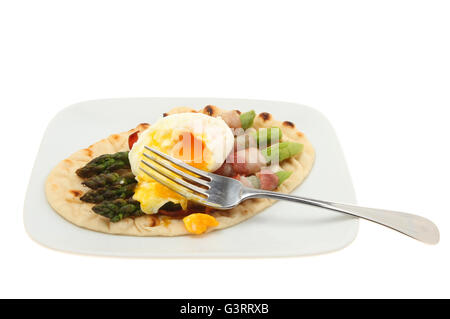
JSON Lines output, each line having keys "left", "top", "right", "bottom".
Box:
{"left": 45, "top": 106, "right": 315, "bottom": 236}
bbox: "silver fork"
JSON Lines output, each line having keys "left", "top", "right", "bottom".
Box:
{"left": 140, "top": 146, "right": 440, "bottom": 245}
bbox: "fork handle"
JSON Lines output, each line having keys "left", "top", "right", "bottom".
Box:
{"left": 242, "top": 188, "right": 440, "bottom": 245}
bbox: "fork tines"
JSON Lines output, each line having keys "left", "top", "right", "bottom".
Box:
{"left": 140, "top": 146, "right": 211, "bottom": 203}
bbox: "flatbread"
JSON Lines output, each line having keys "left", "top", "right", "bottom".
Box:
{"left": 45, "top": 106, "right": 315, "bottom": 236}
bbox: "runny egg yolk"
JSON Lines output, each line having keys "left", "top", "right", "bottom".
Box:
{"left": 176, "top": 132, "right": 212, "bottom": 171}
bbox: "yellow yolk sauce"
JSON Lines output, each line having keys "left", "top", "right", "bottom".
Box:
{"left": 183, "top": 213, "right": 219, "bottom": 235}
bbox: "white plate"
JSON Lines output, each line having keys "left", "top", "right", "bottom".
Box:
{"left": 24, "top": 98, "right": 358, "bottom": 258}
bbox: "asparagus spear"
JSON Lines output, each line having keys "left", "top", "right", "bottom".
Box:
{"left": 235, "top": 127, "right": 283, "bottom": 151}
{"left": 80, "top": 183, "right": 136, "bottom": 203}
{"left": 240, "top": 110, "right": 256, "bottom": 129}
{"left": 92, "top": 198, "right": 144, "bottom": 222}
{"left": 275, "top": 170, "right": 293, "bottom": 186}
{"left": 254, "top": 127, "right": 283, "bottom": 146}
{"left": 82, "top": 171, "right": 136, "bottom": 189}
{"left": 76, "top": 151, "right": 130, "bottom": 178}
{"left": 261, "top": 141, "right": 304, "bottom": 163}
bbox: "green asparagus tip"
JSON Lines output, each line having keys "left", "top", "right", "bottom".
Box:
{"left": 275, "top": 171, "right": 292, "bottom": 186}
{"left": 92, "top": 198, "right": 144, "bottom": 222}
{"left": 256, "top": 127, "right": 283, "bottom": 146}
{"left": 76, "top": 151, "right": 130, "bottom": 178}
{"left": 262, "top": 141, "right": 304, "bottom": 163}
{"left": 240, "top": 110, "right": 256, "bottom": 130}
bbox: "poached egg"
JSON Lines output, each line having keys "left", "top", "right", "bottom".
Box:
{"left": 129, "top": 112, "right": 234, "bottom": 214}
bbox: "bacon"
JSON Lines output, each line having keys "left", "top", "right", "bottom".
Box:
{"left": 214, "top": 147, "right": 267, "bottom": 178}
{"left": 257, "top": 169, "right": 279, "bottom": 190}
{"left": 213, "top": 161, "right": 235, "bottom": 177}
{"left": 128, "top": 131, "right": 139, "bottom": 149}
{"left": 220, "top": 110, "right": 242, "bottom": 129}
{"left": 232, "top": 147, "right": 266, "bottom": 175}
{"left": 238, "top": 169, "right": 278, "bottom": 190}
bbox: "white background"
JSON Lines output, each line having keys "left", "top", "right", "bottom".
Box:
{"left": 1, "top": 0, "right": 449, "bottom": 298}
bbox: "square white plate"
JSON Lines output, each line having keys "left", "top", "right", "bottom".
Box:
{"left": 24, "top": 98, "right": 358, "bottom": 258}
